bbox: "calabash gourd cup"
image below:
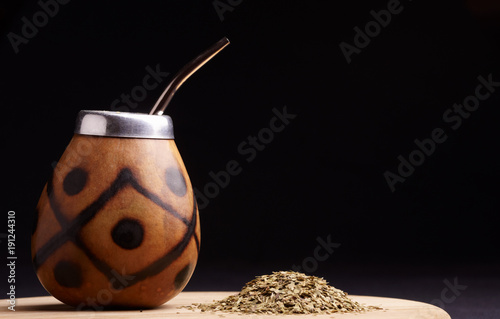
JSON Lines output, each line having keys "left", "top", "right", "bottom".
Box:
{"left": 31, "top": 38, "right": 229, "bottom": 308}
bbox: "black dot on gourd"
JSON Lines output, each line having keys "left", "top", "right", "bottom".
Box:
{"left": 174, "top": 264, "right": 192, "bottom": 290}
{"left": 53, "top": 260, "right": 83, "bottom": 288}
{"left": 165, "top": 167, "right": 187, "bottom": 197}
{"left": 63, "top": 167, "right": 88, "bottom": 196}
{"left": 111, "top": 218, "right": 144, "bottom": 250}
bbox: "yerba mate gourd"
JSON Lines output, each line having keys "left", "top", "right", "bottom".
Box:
{"left": 31, "top": 38, "right": 229, "bottom": 308}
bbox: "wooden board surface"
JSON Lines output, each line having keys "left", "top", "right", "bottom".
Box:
{"left": 1, "top": 291, "right": 451, "bottom": 318}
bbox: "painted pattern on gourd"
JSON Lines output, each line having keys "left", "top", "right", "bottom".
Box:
{"left": 32, "top": 136, "right": 200, "bottom": 308}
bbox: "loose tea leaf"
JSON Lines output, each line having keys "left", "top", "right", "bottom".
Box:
{"left": 182, "top": 271, "right": 382, "bottom": 315}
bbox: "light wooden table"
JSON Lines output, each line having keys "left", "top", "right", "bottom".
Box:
{"left": 0, "top": 291, "right": 451, "bottom": 318}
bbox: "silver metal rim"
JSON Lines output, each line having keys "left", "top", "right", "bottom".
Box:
{"left": 75, "top": 110, "right": 174, "bottom": 139}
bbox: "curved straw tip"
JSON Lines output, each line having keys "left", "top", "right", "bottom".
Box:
{"left": 218, "top": 37, "right": 230, "bottom": 46}
{"left": 149, "top": 37, "right": 231, "bottom": 115}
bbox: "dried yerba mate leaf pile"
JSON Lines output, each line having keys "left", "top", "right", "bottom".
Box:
{"left": 182, "top": 271, "right": 382, "bottom": 315}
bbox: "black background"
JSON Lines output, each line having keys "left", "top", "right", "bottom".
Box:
{"left": 1, "top": 0, "right": 500, "bottom": 318}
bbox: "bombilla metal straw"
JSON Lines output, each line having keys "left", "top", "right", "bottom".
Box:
{"left": 149, "top": 37, "right": 230, "bottom": 115}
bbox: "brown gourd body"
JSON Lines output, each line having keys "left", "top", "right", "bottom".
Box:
{"left": 32, "top": 134, "right": 200, "bottom": 308}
